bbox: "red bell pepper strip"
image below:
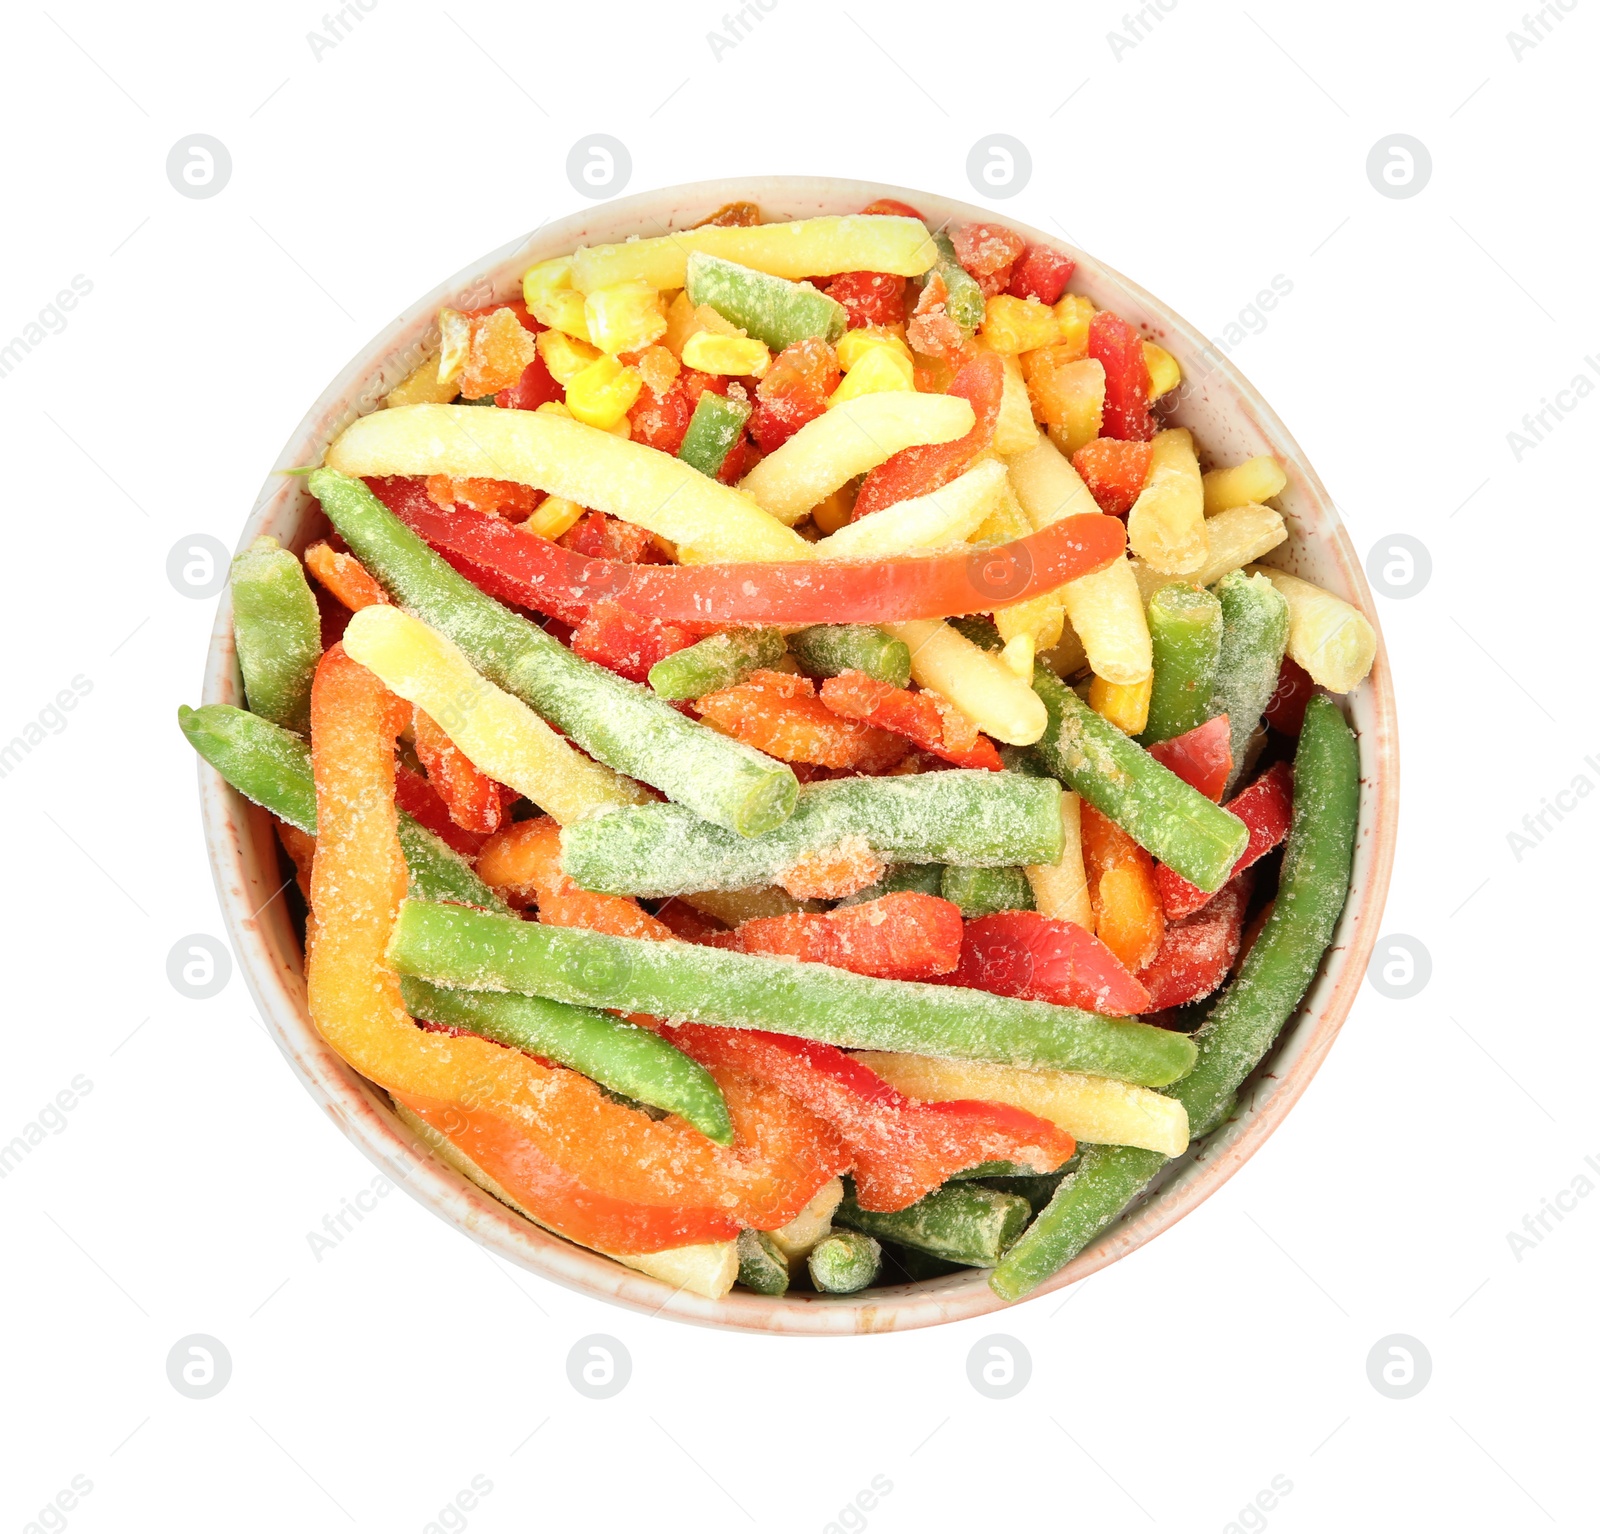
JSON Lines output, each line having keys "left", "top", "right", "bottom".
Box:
{"left": 561, "top": 510, "right": 655, "bottom": 564}
{"left": 494, "top": 350, "right": 564, "bottom": 412}
{"left": 1087, "top": 310, "right": 1157, "bottom": 442}
{"left": 1136, "top": 872, "right": 1253, "bottom": 1011}
{"left": 1071, "top": 438, "right": 1155, "bottom": 516}
{"left": 570, "top": 600, "right": 697, "bottom": 684}
{"left": 860, "top": 197, "right": 924, "bottom": 219}
{"left": 729, "top": 892, "right": 964, "bottom": 980}
{"left": 818, "top": 671, "right": 1003, "bottom": 770}
{"left": 1263, "top": 654, "right": 1316, "bottom": 736}
{"left": 1007, "top": 246, "right": 1076, "bottom": 305}
{"left": 394, "top": 763, "right": 490, "bottom": 858}
{"left": 386, "top": 486, "right": 1128, "bottom": 627}
{"left": 1145, "top": 714, "right": 1233, "bottom": 803}
{"left": 936, "top": 910, "right": 1151, "bottom": 1017}
{"left": 822, "top": 271, "right": 907, "bottom": 330}
{"left": 662, "top": 1025, "right": 1075, "bottom": 1212}
{"left": 749, "top": 337, "right": 840, "bottom": 453}
{"left": 1155, "top": 762, "right": 1293, "bottom": 919}
{"left": 411, "top": 707, "right": 508, "bottom": 836}
{"left": 851, "top": 349, "right": 1004, "bottom": 519}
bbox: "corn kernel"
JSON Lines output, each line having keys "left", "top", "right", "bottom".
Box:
{"left": 522, "top": 257, "right": 573, "bottom": 307}
{"left": 537, "top": 329, "right": 602, "bottom": 387}
{"left": 827, "top": 344, "right": 914, "bottom": 408}
{"left": 810, "top": 486, "right": 854, "bottom": 534}
{"left": 565, "top": 355, "right": 643, "bottom": 430}
{"left": 979, "top": 295, "right": 1060, "bottom": 354}
{"left": 584, "top": 280, "right": 668, "bottom": 357}
{"left": 1144, "top": 342, "right": 1181, "bottom": 401}
{"left": 527, "top": 287, "right": 593, "bottom": 342}
{"left": 386, "top": 355, "right": 460, "bottom": 408}
{"left": 836, "top": 327, "right": 912, "bottom": 371}
{"left": 681, "top": 331, "right": 771, "bottom": 378}
{"left": 1052, "top": 293, "right": 1097, "bottom": 357}
{"left": 1088, "top": 672, "right": 1152, "bottom": 736}
{"left": 536, "top": 398, "right": 630, "bottom": 438}
{"left": 1000, "top": 632, "right": 1036, "bottom": 681}
{"left": 523, "top": 494, "right": 585, "bottom": 540}
{"left": 437, "top": 307, "right": 470, "bottom": 387}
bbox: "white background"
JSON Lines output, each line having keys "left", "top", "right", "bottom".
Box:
{"left": 1, "top": 2, "right": 1594, "bottom": 1529}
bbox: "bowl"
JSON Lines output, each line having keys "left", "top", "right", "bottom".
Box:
{"left": 199, "top": 176, "right": 1398, "bottom": 1334}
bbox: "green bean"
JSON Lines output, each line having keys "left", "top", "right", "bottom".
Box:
{"left": 940, "top": 865, "right": 1035, "bottom": 918}
{"left": 229, "top": 536, "right": 321, "bottom": 734}
{"left": 948, "top": 613, "right": 1002, "bottom": 651}
{"left": 676, "top": 389, "right": 752, "bottom": 478}
{"left": 736, "top": 1229, "right": 791, "bottom": 1295}
{"left": 386, "top": 900, "right": 1198, "bottom": 1085}
{"left": 684, "top": 252, "right": 847, "bottom": 351}
{"left": 560, "top": 770, "right": 1064, "bottom": 897}
{"left": 991, "top": 695, "right": 1359, "bottom": 1300}
{"left": 1026, "top": 665, "right": 1247, "bottom": 892}
{"left": 177, "top": 702, "right": 507, "bottom": 913}
{"left": 400, "top": 978, "right": 732, "bottom": 1145}
{"left": 1211, "top": 570, "right": 1289, "bottom": 795}
{"left": 835, "top": 862, "right": 945, "bottom": 906}
{"left": 929, "top": 232, "right": 986, "bottom": 331}
{"left": 647, "top": 628, "right": 784, "bottom": 701}
{"left": 1139, "top": 582, "right": 1222, "bottom": 745}
{"left": 878, "top": 1242, "right": 963, "bottom": 1283}
{"left": 981, "top": 1167, "right": 1074, "bottom": 1214}
{"left": 306, "top": 468, "right": 797, "bottom": 838}
{"left": 834, "top": 1181, "right": 1031, "bottom": 1267}
{"left": 808, "top": 1230, "right": 882, "bottom": 1293}
{"left": 788, "top": 625, "right": 911, "bottom": 689}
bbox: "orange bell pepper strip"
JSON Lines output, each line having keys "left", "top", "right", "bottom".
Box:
{"left": 393, "top": 762, "right": 489, "bottom": 858}
{"left": 1079, "top": 802, "right": 1165, "bottom": 972}
{"left": 727, "top": 891, "right": 965, "bottom": 980}
{"left": 305, "top": 540, "right": 390, "bottom": 613}
{"left": 411, "top": 706, "right": 508, "bottom": 837}
{"left": 305, "top": 645, "right": 840, "bottom": 1227}
{"left": 696, "top": 670, "right": 910, "bottom": 772}
{"left": 818, "top": 671, "right": 1002, "bottom": 770}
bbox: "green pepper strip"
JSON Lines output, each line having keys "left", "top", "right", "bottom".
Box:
{"left": 229, "top": 536, "right": 322, "bottom": 734}
{"left": 307, "top": 468, "right": 798, "bottom": 838}
{"left": 400, "top": 978, "right": 732, "bottom": 1145}
{"left": 1027, "top": 665, "right": 1247, "bottom": 893}
{"left": 684, "top": 251, "right": 848, "bottom": 351}
{"left": 177, "top": 703, "right": 507, "bottom": 913}
{"left": 940, "top": 865, "right": 1035, "bottom": 918}
{"left": 1140, "top": 582, "right": 1222, "bottom": 746}
{"left": 990, "top": 694, "right": 1360, "bottom": 1301}
{"left": 835, "top": 1180, "right": 1031, "bottom": 1267}
{"left": 808, "top": 1230, "right": 881, "bottom": 1293}
{"left": 386, "top": 899, "right": 1198, "bottom": 1086}
{"left": 789, "top": 624, "right": 912, "bottom": 689}
{"left": 647, "top": 627, "right": 784, "bottom": 701}
{"left": 677, "top": 390, "right": 752, "bottom": 479}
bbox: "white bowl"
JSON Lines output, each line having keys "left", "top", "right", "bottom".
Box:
{"left": 199, "top": 176, "right": 1398, "bottom": 1334}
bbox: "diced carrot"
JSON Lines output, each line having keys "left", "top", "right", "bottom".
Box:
{"left": 697, "top": 670, "right": 910, "bottom": 771}
{"left": 819, "top": 671, "right": 1001, "bottom": 770}
{"left": 729, "top": 892, "right": 964, "bottom": 980}
{"left": 425, "top": 475, "right": 543, "bottom": 520}
{"left": 777, "top": 838, "right": 886, "bottom": 901}
{"left": 860, "top": 197, "right": 923, "bottom": 219}
{"left": 1079, "top": 803, "right": 1165, "bottom": 971}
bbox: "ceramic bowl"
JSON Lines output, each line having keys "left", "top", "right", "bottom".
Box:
{"left": 199, "top": 176, "right": 1398, "bottom": 1333}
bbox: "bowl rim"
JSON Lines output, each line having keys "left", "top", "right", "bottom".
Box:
{"left": 199, "top": 175, "right": 1398, "bottom": 1335}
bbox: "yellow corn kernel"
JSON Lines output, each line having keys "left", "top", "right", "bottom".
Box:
{"left": 827, "top": 344, "right": 913, "bottom": 408}
{"left": 523, "top": 495, "right": 585, "bottom": 540}
{"left": 536, "top": 329, "right": 602, "bottom": 387}
{"left": 836, "top": 327, "right": 912, "bottom": 371}
{"left": 437, "top": 307, "right": 470, "bottom": 387}
{"left": 386, "top": 355, "right": 459, "bottom": 408}
{"left": 979, "top": 294, "right": 1061, "bottom": 355}
{"left": 527, "top": 286, "right": 592, "bottom": 342}
{"left": 663, "top": 290, "right": 698, "bottom": 356}
{"left": 564, "top": 355, "right": 643, "bottom": 430}
{"left": 1000, "top": 631, "right": 1036, "bottom": 680}
{"left": 810, "top": 486, "right": 854, "bottom": 535}
{"left": 522, "top": 257, "right": 573, "bottom": 307}
{"left": 1144, "top": 342, "right": 1181, "bottom": 401}
{"left": 681, "top": 331, "right": 771, "bottom": 378}
{"left": 1088, "top": 672, "right": 1152, "bottom": 736}
{"left": 1202, "top": 455, "right": 1287, "bottom": 514}
{"left": 1052, "top": 293, "right": 1097, "bottom": 357}
{"left": 535, "top": 399, "right": 630, "bottom": 439}
{"left": 584, "top": 280, "right": 668, "bottom": 357}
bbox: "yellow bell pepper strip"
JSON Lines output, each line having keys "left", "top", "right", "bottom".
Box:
{"left": 341, "top": 605, "right": 645, "bottom": 825}
{"left": 229, "top": 536, "right": 322, "bottom": 733}
{"left": 307, "top": 470, "right": 799, "bottom": 839}
{"left": 303, "top": 643, "right": 839, "bottom": 1226}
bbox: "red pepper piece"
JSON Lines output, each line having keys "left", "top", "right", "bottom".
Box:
{"left": 851, "top": 349, "right": 1004, "bottom": 519}
{"left": 950, "top": 223, "right": 1026, "bottom": 297}
{"left": 749, "top": 337, "right": 840, "bottom": 453}
{"left": 653, "top": 898, "right": 730, "bottom": 945}
{"left": 386, "top": 489, "right": 1127, "bottom": 628}
{"left": 1156, "top": 762, "right": 1293, "bottom": 919}
{"left": 1263, "top": 655, "right": 1316, "bottom": 737}
{"left": 663, "top": 1025, "right": 1075, "bottom": 1212}
{"left": 570, "top": 600, "right": 696, "bottom": 684}
{"left": 561, "top": 510, "right": 653, "bottom": 564}
{"left": 823, "top": 271, "right": 908, "bottom": 329}
{"left": 494, "top": 350, "right": 563, "bottom": 411}
{"left": 717, "top": 431, "right": 760, "bottom": 485}
{"left": 1007, "top": 246, "right": 1077, "bottom": 305}
{"left": 937, "top": 910, "right": 1151, "bottom": 1017}
{"left": 819, "top": 671, "right": 1002, "bottom": 770}
{"left": 393, "top": 763, "right": 490, "bottom": 857}
{"left": 1146, "top": 714, "right": 1233, "bottom": 802}
{"left": 1137, "top": 873, "right": 1253, "bottom": 1011}
{"left": 860, "top": 197, "right": 924, "bottom": 219}
{"left": 1087, "top": 310, "right": 1157, "bottom": 442}
{"left": 411, "top": 707, "right": 507, "bottom": 836}
{"left": 1071, "top": 438, "right": 1156, "bottom": 517}
{"left": 730, "top": 892, "right": 964, "bottom": 980}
